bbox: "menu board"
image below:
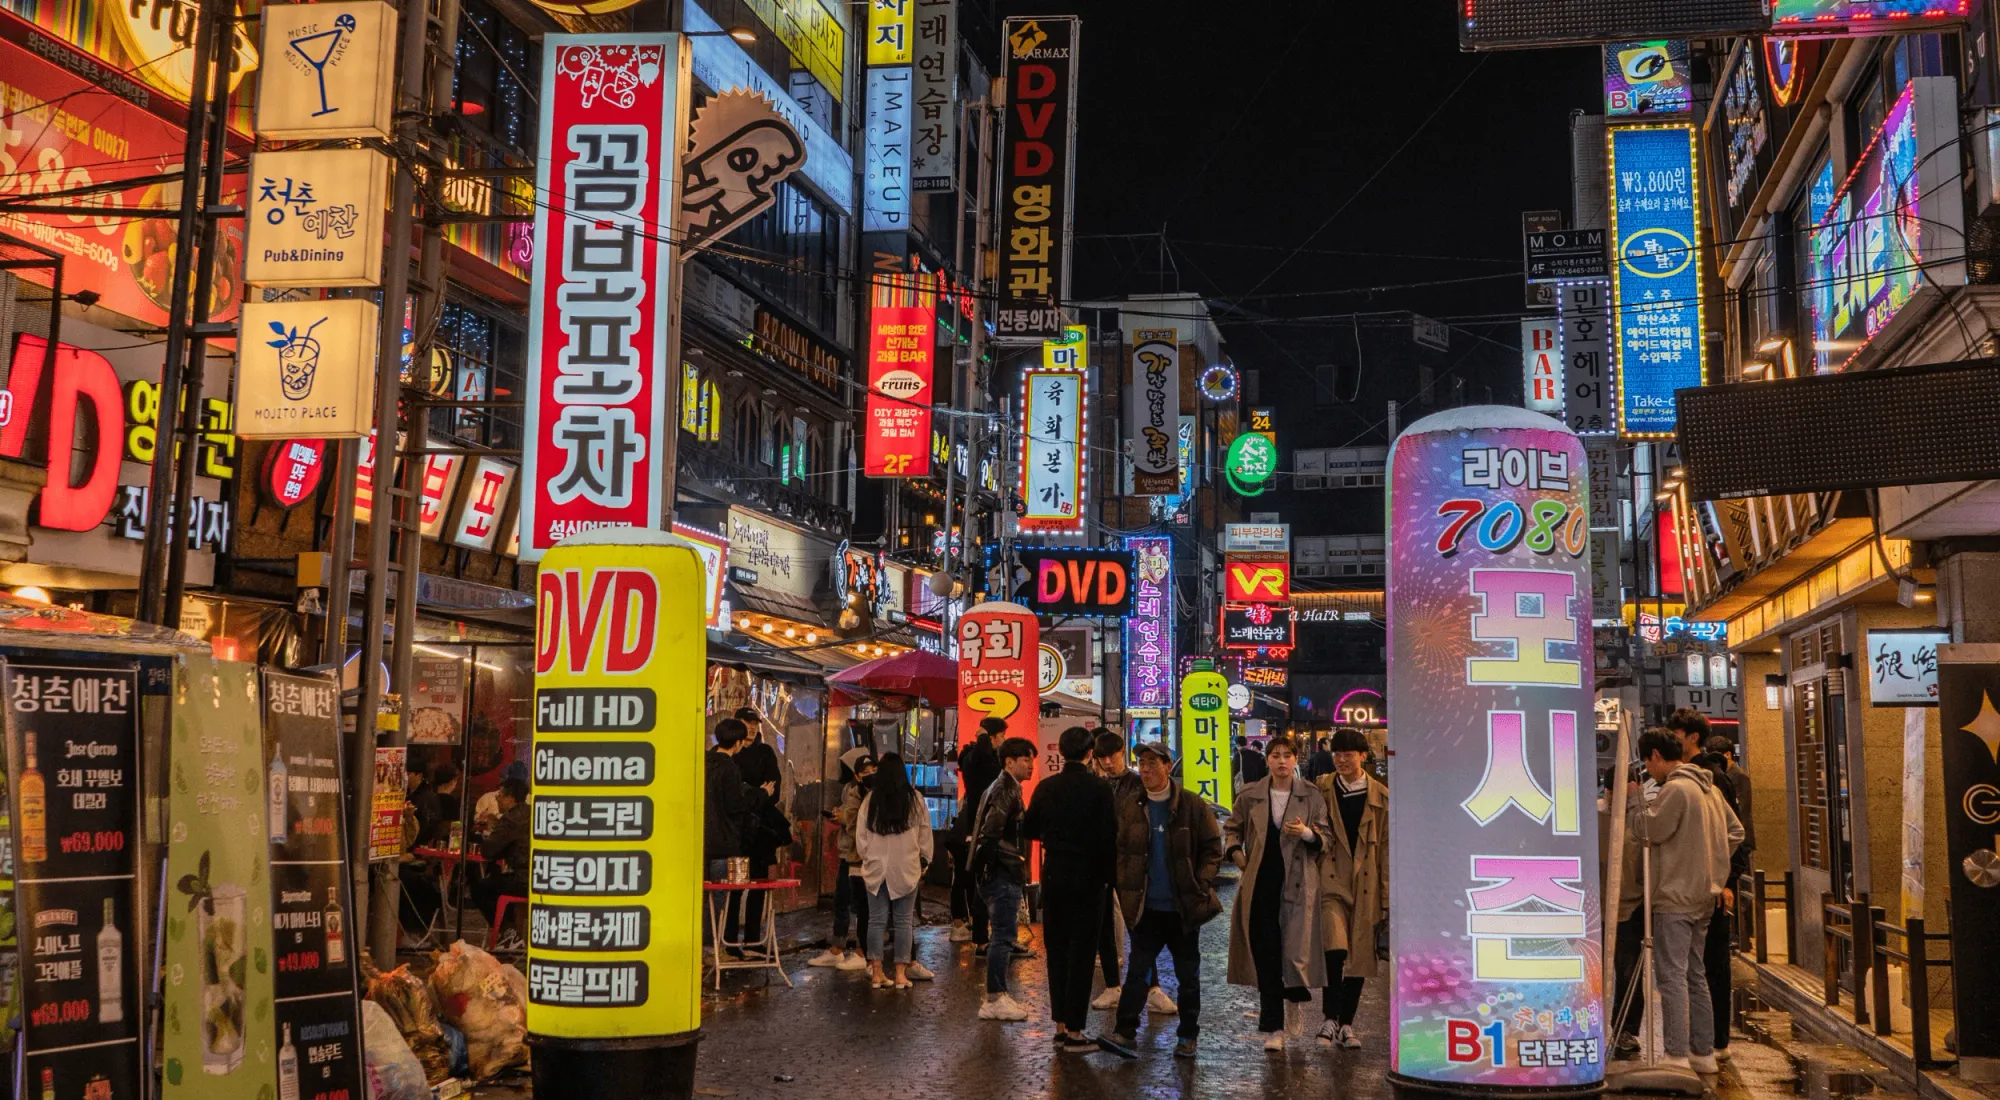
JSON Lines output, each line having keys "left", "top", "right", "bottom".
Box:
{"left": 3, "top": 661, "right": 143, "bottom": 1100}
{"left": 264, "top": 671, "right": 364, "bottom": 1100}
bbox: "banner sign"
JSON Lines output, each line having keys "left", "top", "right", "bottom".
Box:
{"left": 1223, "top": 523, "right": 1289, "bottom": 553}
{"left": 1386, "top": 407, "right": 1601, "bottom": 1091}
{"left": 521, "top": 36, "right": 687, "bottom": 561}
{"left": 1523, "top": 318, "right": 1561, "bottom": 415}
{"left": 256, "top": 1, "right": 398, "bottom": 140}
{"left": 4, "top": 661, "right": 143, "bottom": 1100}
{"left": 864, "top": 277, "right": 936, "bottom": 477}
{"left": 995, "top": 16, "right": 1078, "bottom": 341}
{"left": 1224, "top": 558, "right": 1291, "bottom": 603}
{"left": 910, "top": 0, "right": 958, "bottom": 191}
{"left": 679, "top": 89, "right": 806, "bottom": 253}
{"left": 1608, "top": 124, "right": 1704, "bottom": 439}
{"left": 1125, "top": 329, "right": 1181, "bottom": 495}
{"left": 1124, "top": 536, "right": 1174, "bottom": 711}
{"left": 1221, "top": 603, "right": 1295, "bottom": 651}
{"left": 1018, "top": 367, "right": 1087, "bottom": 534}
{"left": 369, "top": 747, "right": 405, "bottom": 861}
{"left": 863, "top": 65, "right": 913, "bottom": 233}
{"left": 1867, "top": 629, "right": 1947, "bottom": 707}
{"left": 1604, "top": 41, "right": 1691, "bottom": 117}
{"left": 1561, "top": 281, "right": 1615, "bottom": 436}
{"left": 1180, "top": 666, "right": 1232, "bottom": 811}
{"left": 1525, "top": 228, "right": 1608, "bottom": 283}
{"left": 263, "top": 671, "right": 364, "bottom": 1100}
{"left": 1016, "top": 546, "right": 1134, "bottom": 617}
{"left": 1937, "top": 646, "right": 2000, "bottom": 1065}
{"left": 957, "top": 601, "right": 1042, "bottom": 782}
{"left": 530, "top": 533, "right": 707, "bottom": 1039}
{"left": 165, "top": 657, "right": 278, "bottom": 1099}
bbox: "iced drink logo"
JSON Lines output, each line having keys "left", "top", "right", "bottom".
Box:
{"left": 264, "top": 317, "right": 328, "bottom": 400}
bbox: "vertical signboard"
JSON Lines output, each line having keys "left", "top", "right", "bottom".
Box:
{"left": 1180, "top": 666, "right": 1232, "bottom": 812}
{"left": 263, "top": 671, "right": 364, "bottom": 1100}
{"left": 863, "top": 65, "right": 913, "bottom": 233}
{"left": 1560, "top": 281, "right": 1615, "bottom": 436}
{"left": 1126, "top": 329, "right": 1180, "bottom": 495}
{"left": 1018, "top": 360, "right": 1087, "bottom": 535}
{"left": 529, "top": 533, "right": 707, "bottom": 1084}
{"left": 1124, "top": 535, "right": 1175, "bottom": 713}
{"left": 1522, "top": 318, "right": 1561, "bottom": 415}
{"left": 910, "top": 0, "right": 958, "bottom": 192}
{"left": 164, "top": 656, "right": 278, "bottom": 1100}
{"left": 864, "top": 275, "right": 937, "bottom": 477}
{"left": 1608, "top": 124, "right": 1704, "bottom": 438}
{"left": 4, "top": 661, "right": 142, "bottom": 1100}
{"left": 995, "top": 16, "right": 1078, "bottom": 342}
{"left": 1386, "top": 407, "right": 1602, "bottom": 1091}
{"left": 866, "top": 0, "right": 913, "bottom": 64}
{"left": 957, "top": 601, "right": 1042, "bottom": 782}
{"left": 1934, "top": 645, "right": 2000, "bottom": 1069}
{"left": 521, "top": 36, "right": 688, "bottom": 561}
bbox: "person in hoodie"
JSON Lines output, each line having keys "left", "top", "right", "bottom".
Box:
{"left": 1629, "top": 728, "right": 1744, "bottom": 1075}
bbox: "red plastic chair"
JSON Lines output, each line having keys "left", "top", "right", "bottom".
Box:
{"left": 488, "top": 895, "right": 527, "bottom": 950}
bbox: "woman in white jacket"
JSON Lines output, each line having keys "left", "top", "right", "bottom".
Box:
{"left": 855, "top": 753, "right": 936, "bottom": 989}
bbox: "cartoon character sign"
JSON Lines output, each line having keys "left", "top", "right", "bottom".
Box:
{"left": 680, "top": 90, "right": 807, "bottom": 253}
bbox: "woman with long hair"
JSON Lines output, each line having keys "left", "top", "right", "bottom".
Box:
{"left": 1224, "top": 735, "right": 1331, "bottom": 1050}
{"left": 856, "top": 753, "right": 936, "bottom": 989}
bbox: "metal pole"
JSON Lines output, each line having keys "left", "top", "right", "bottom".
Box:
{"left": 357, "top": 0, "right": 431, "bottom": 965}
{"left": 163, "top": 25, "right": 238, "bottom": 627}
{"left": 321, "top": 437, "right": 360, "bottom": 666}
{"left": 135, "top": 0, "right": 221, "bottom": 624}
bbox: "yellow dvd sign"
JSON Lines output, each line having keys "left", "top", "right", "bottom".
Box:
{"left": 527, "top": 532, "right": 706, "bottom": 1039}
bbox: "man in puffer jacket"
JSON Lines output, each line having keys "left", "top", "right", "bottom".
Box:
{"left": 1629, "top": 728, "right": 1744, "bottom": 1075}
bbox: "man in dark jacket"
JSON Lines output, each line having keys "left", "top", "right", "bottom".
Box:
{"left": 1110, "top": 743, "right": 1222, "bottom": 1059}
{"left": 725, "top": 709, "right": 788, "bottom": 948}
{"left": 1022, "top": 726, "right": 1118, "bottom": 1053}
{"left": 950, "top": 717, "right": 1006, "bottom": 944}
{"left": 975, "top": 737, "right": 1037, "bottom": 1021}
{"left": 1236, "top": 736, "right": 1268, "bottom": 784}
{"left": 473, "top": 778, "right": 531, "bottom": 923}
{"left": 704, "top": 718, "right": 772, "bottom": 879}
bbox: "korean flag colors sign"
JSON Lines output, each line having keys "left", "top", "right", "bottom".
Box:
{"left": 1608, "top": 124, "right": 1705, "bottom": 439}
{"left": 1386, "top": 407, "right": 1602, "bottom": 1093}
{"left": 521, "top": 36, "right": 691, "bottom": 561}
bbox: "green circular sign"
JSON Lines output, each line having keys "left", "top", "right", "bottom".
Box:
{"left": 1226, "top": 432, "right": 1277, "bottom": 496}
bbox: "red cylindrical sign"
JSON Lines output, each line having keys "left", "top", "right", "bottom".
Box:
{"left": 956, "top": 600, "right": 1041, "bottom": 789}
{"left": 261, "top": 439, "right": 327, "bottom": 509}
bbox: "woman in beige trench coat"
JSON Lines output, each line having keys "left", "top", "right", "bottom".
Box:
{"left": 1224, "top": 736, "right": 1331, "bottom": 1050}
{"left": 1312, "top": 728, "right": 1388, "bottom": 1049}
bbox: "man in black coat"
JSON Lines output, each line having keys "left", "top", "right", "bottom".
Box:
{"left": 726, "top": 708, "right": 788, "bottom": 947}
{"left": 1022, "top": 726, "right": 1118, "bottom": 1054}
{"left": 704, "top": 718, "right": 773, "bottom": 878}
{"left": 949, "top": 717, "right": 1006, "bottom": 944}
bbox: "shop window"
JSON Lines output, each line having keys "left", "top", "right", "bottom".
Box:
{"left": 759, "top": 403, "right": 778, "bottom": 467}
{"left": 732, "top": 396, "right": 759, "bottom": 466}
{"left": 434, "top": 301, "right": 522, "bottom": 447}
{"left": 454, "top": 0, "right": 538, "bottom": 154}
{"left": 807, "top": 429, "right": 825, "bottom": 497}
{"left": 711, "top": 179, "right": 842, "bottom": 339}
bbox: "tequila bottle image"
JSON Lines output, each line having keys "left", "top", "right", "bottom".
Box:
{"left": 268, "top": 751, "right": 289, "bottom": 845}
{"left": 19, "top": 739, "right": 46, "bottom": 864}
{"left": 278, "top": 1022, "right": 301, "bottom": 1100}
{"left": 324, "top": 886, "right": 345, "bottom": 966}
{"left": 98, "top": 896, "right": 124, "bottom": 1023}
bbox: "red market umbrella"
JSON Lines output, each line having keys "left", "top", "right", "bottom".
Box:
{"left": 828, "top": 649, "right": 959, "bottom": 705}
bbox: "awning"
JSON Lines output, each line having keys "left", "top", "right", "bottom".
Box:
{"left": 727, "top": 582, "right": 833, "bottom": 627}
{"left": 706, "top": 637, "right": 827, "bottom": 686}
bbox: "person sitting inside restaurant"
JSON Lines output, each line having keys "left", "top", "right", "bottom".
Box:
{"left": 473, "top": 778, "right": 531, "bottom": 927}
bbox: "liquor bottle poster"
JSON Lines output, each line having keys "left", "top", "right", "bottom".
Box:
{"left": 3, "top": 660, "right": 144, "bottom": 1100}
{"left": 264, "top": 670, "right": 364, "bottom": 1100}
{"left": 163, "top": 655, "right": 278, "bottom": 1098}
{"left": 1386, "top": 406, "right": 1603, "bottom": 1093}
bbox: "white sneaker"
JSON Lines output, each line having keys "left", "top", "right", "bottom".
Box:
{"left": 1660, "top": 1055, "right": 1693, "bottom": 1071}
{"left": 907, "top": 962, "right": 936, "bottom": 981}
{"left": 836, "top": 953, "right": 870, "bottom": 971}
{"left": 1148, "top": 987, "right": 1178, "bottom": 1015}
{"left": 807, "top": 950, "right": 844, "bottom": 968}
{"left": 1339, "top": 1024, "right": 1362, "bottom": 1050}
{"left": 1263, "top": 1032, "right": 1286, "bottom": 1052}
{"left": 980, "top": 993, "right": 1030, "bottom": 1021}
{"left": 1715, "top": 1047, "right": 1734, "bottom": 1062}
{"left": 1690, "top": 1053, "right": 1720, "bottom": 1074}
{"left": 949, "top": 921, "right": 973, "bottom": 942}
{"left": 1092, "top": 986, "right": 1123, "bottom": 1010}
{"left": 1316, "top": 1019, "right": 1342, "bottom": 1046}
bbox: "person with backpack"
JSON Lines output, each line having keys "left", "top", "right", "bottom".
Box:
{"left": 972, "top": 737, "right": 1038, "bottom": 1021}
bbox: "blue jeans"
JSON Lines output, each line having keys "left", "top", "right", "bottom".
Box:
{"left": 982, "top": 873, "right": 1024, "bottom": 994}
{"left": 866, "top": 885, "right": 915, "bottom": 965}
{"left": 1654, "top": 909, "right": 1715, "bottom": 1058}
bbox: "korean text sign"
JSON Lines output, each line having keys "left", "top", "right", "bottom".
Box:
{"left": 1180, "top": 668, "right": 1232, "bottom": 811}
{"left": 1608, "top": 124, "right": 1704, "bottom": 438}
{"left": 1126, "top": 329, "right": 1180, "bottom": 495}
{"left": 957, "top": 601, "right": 1040, "bottom": 778}
{"left": 864, "top": 281, "right": 936, "bottom": 477}
{"left": 995, "top": 16, "right": 1078, "bottom": 341}
{"left": 530, "top": 533, "right": 707, "bottom": 1039}
{"left": 1561, "top": 282, "right": 1614, "bottom": 436}
{"left": 521, "top": 36, "right": 688, "bottom": 561}
{"left": 1386, "top": 407, "right": 1602, "bottom": 1090}
{"left": 1018, "top": 366, "right": 1086, "bottom": 534}
{"left": 1124, "top": 536, "right": 1174, "bottom": 711}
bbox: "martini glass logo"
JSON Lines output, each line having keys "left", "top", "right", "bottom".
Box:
{"left": 288, "top": 13, "right": 358, "bottom": 118}
{"left": 266, "top": 317, "right": 329, "bottom": 400}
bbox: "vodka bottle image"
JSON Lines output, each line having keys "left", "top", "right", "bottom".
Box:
{"left": 268, "top": 751, "right": 289, "bottom": 844}
{"left": 324, "top": 887, "right": 345, "bottom": 966}
{"left": 278, "top": 1022, "right": 301, "bottom": 1100}
{"left": 98, "top": 896, "right": 124, "bottom": 1023}
{"left": 19, "top": 739, "right": 46, "bottom": 864}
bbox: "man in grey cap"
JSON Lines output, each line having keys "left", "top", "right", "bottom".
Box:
{"left": 1107, "top": 742, "right": 1224, "bottom": 1060}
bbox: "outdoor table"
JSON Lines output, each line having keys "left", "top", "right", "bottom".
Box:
{"left": 412, "top": 845, "right": 485, "bottom": 943}
{"left": 703, "top": 878, "right": 802, "bottom": 990}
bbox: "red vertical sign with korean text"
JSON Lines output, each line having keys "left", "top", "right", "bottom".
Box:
{"left": 864, "top": 275, "right": 936, "bottom": 477}
{"left": 520, "top": 36, "right": 688, "bottom": 561}
{"left": 956, "top": 601, "right": 1041, "bottom": 794}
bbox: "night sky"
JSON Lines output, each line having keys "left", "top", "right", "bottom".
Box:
{"left": 999, "top": 0, "right": 1604, "bottom": 413}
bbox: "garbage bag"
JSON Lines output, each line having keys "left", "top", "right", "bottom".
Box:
{"left": 364, "top": 963, "right": 453, "bottom": 1082}
{"left": 427, "top": 941, "right": 529, "bottom": 1079}
{"left": 361, "top": 1000, "right": 429, "bottom": 1100}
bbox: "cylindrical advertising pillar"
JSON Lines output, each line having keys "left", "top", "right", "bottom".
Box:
{"left": 1179, "top": 662, "right": 1233, "bottom": 811}
{"left": 957, "top": 600, "right": 1042, "bottom": 781}
{"left": 1386, "top": 407, "right": 1603, "bottom": 1096}
{"left": 528, "top": 531, "right": 707, "bottom": 1095}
